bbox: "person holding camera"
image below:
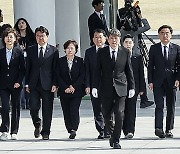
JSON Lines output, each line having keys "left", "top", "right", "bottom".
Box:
{"left": 117, "top": 0, "right": 154, "bottom": 108}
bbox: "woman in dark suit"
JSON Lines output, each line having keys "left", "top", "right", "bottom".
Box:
{"left": 56, "top": 40, "right": 85, "bottom": 139}
{"left": 0, "top": 28, "right": 25, "bottom": 141}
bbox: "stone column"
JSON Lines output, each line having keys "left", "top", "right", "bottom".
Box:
{"left": 55, "top": 0, "right": 81, "bottom": 57}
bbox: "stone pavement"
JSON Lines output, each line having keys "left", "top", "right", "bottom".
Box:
{"left": 0, "top": 90, "right": 180, "bottom": 153}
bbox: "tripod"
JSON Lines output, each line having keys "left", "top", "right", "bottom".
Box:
{"left": 138, "top": 33, "right": 155, "bottom": 68}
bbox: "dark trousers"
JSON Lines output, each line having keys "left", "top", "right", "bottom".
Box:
{"left": 123, "top": 93, "right": 138, "bottom": 135}
{"left": 90, "top": 94, "right": 106, "bottom": 135}
{"left": 153, "top": 79, "right": 176, "bottom": 131}
{"left": 29, "top": 84, "right": 54, "bottom": 136}
{"left": 140, "top": 84, "right": 148, "bottom": 102}
{"left": 60, "top": 97, "right": 82, "bottom": 133}
{"left": 101, "top": 88, "right": 126, "bottom": 143}
{"left": 0, "top": 88, "right": 21, "bottom": 134}
{"left": 20, "top": 78, "right": 30, "bottom": 109}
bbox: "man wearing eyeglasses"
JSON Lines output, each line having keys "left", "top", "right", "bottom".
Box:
{"left": 148, "top": 25, "right": 180, "bottom": 139}
{"left": 25, "top": 26, "right": 59, "bottom": 140}
{"left": 88, "top": 0, "right": 108, "bottom": 46}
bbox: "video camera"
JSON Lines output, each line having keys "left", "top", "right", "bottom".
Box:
{"left": 117, "top": 0, "right": 141, "bottom": 31}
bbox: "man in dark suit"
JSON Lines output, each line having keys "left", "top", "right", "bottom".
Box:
{"left": 122, "top": 34, "right": 145, "bottom": 139}
{"left": 92, "top": 28, "right": 135, "bottom": 149}
{"left": 148, "top": 25, "right": 180, "bottom": 138}
{"left": 88, "top": 0, "right": 108, "bottom": 46}
{"left": 84, "top": 29, "right": 109, "bottom": 139}
{"left": 25, "top": 26, "right": 59, "bottom": 140}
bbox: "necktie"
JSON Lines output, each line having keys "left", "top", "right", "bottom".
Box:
{"left": 164, "top": 46, "right": 168, "bottom": 61}
{"left": 112, "top": 51, "right": 116, "bottom": 68}
{"left": 100, "top": 13, "right": 105, "bottom": 24}
{"left": 39, "top": 47, "right": 44, "bottom": 63}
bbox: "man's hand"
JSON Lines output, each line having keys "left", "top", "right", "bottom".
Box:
{"left": 148, "top": 83, "right": 153, "bottom": 91}
{"left": 128, "top": 89, "right": 135, "bottom": 98}
{"left": 51, "top": 85, "right": 57, "bottom": 92}
{"left": 26, "top": 87, "right": 30, "bottom": 93}
{"left": 92, "top": 88, "right": 98, "bottom": 98}
{"left": 65, "top": 88, "right": 71, "bottom": 93}
{"left": 14, "top": 83, "right": 20, "bottom": 88}
{"left": 85, "top": 87, "right": 90, "bottom": 95}
{"left": 174, "top": 80, "right": 179, "bottom": 88}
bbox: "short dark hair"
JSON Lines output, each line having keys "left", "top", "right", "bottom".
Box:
{"left": 92, "top": 0, "right": 104, "bottom": 8}
{"left": 158, "top": 25, "right": 173, "bottom": 34}
{"left": 0, "top": 24, "right": 12, "bottom": 36}
{"left": 123, "top": 34, "right": 133, "bottom": 42}
{"left": 35, "top": 26, "right": 49, "bottom": 36}
{"left": 63, "top": 40, "right": 78, "bottom": 54}
{"left": 93, "top": 28, "right": 106, "bottom": 37}
{"left": 107, "top": 28, "right": 121, "bottom": 37}
{"left": 1, "top": 28, "right": 18, "bottom": 47}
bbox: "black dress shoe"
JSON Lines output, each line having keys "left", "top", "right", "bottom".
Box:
{"left": 97, "top": 134, "right": 104, "bottom": 139}
{"left": 42, "top": 134, "right": 49, "bottom": 140}
{"left": 140, "top": 101, "right": 154, "bottom": 108}
{"left": 165, "top": 130, "right": 173, "bottom": 138}
{"left": 69, "top": 130, "right": 76, "bottom": 139}
{"left": 34, "top": 127, "right": 41, "bottom": 138}
{"left": 104, "top": 134, "right": 111, "bottom": 139}
{"left": 113, "top": 142, "right": 121, "bottom": 149}
{"left": 109, "top": 137, "right": 113, "bottom": 147}
{"left": 155, "top": 128, "right": 165, "bottom": 138}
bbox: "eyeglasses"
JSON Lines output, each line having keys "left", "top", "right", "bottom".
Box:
{"left": 36, "top": 34, "right": 47, "bottom": 38}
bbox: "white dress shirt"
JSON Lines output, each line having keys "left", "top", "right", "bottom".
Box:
{"left": 38, "top": 44, "right": 47, "bottom": 57}
{"left": 109, "top": 46, "right": 118, "bottom": 60}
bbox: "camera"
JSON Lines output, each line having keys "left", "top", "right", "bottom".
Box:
{"left": 117, "top": 0, "right": 141, "bottom": 31}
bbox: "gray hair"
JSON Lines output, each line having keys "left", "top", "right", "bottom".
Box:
{"left": 107, "top": 28, "right": 121, "bottom": 37}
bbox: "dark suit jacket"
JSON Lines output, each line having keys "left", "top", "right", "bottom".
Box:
{"left": 88, "top": 12, "right": 108, "bottom": 44}
{"left": 0, "top": 46, "right": 25, "bottom": 89}
{"left": 84, "top": 45, "right": 97, "bottom": 89}
{"left": 93, "top": 46, "right": 135, "bottom": 98}
{"left": 131, "top": 55, "right": 145, "bottom": 93}
{"left": 148, "top": 42, "right": 180, "bottom": 88}
{"left": 25, "top": 44, "right": 59, "bottom": 90}
{"left": 56, "top": 56, "right": 85, "bottom": 98}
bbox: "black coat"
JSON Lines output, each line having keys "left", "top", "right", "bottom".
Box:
{"left": 88, "top": 12, "right": 108, "bottom": 44}
{"left": 84, "top": 45, "right": 97, "bottom": 89}
{"left": 56, "top": 56, "right": 85, "bottom": 98}
{"left": 148, "top": 42, "right": 180, "bottom": 88}
{"left": 93, "top": 46, "right": 135, "bottom": 97}
{"left": 0, "top": 46, "right": 25, "bottom": 89}
{"left": 25, "top": 44, "right": 59, "bottom": 90}
{"left": 131, "top": 55, "right": 145, "bottom": 93}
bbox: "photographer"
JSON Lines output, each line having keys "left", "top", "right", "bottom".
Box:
{"left": 116, "top": 0, "right": 154, "bottom": 108}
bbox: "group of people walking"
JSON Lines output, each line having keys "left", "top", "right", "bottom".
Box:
{"left": 0, "top": 0, "right": 180, "bottom": 150}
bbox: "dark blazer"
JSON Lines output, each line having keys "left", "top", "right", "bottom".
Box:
{"left": 148, "top": 42, "right": 180, "bottom": 88}
{"left": 93, "top": 46, "right": 135, "bottom": 97}
{"left": 88, "top": 12, "right": 108, "bottom": 44}
{"left": 84, "top": 45, "right": 97, "bottom": 88}
{"left": 56, "top": 56, "right": 85, "bottom": 98}
{"left": 25, "top": 44, "right": 59, "bottom": 90}
{"left": 0, "top": 46, "right": 25, "bottom": 89}
{"left": 131, "top": 55, "right": 145, "bottom": 93}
